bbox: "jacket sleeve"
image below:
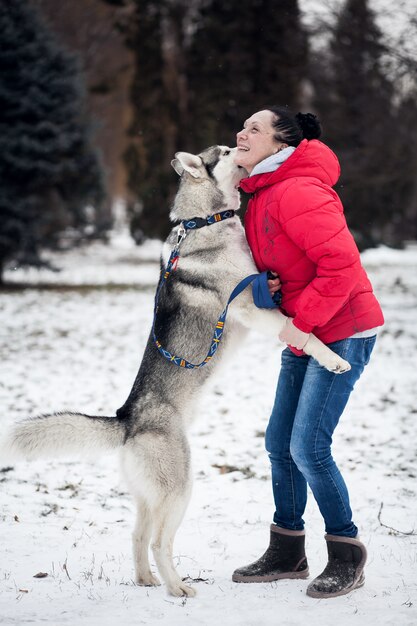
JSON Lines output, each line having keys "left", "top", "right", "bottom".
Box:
{"left": 277, "top": 180, "right": 362, "bottom": 333}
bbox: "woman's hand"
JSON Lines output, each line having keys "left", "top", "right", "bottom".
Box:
{"left": 279, "top": 318, "right": 310, "bottom": 350}
{"left": 267, "top": 271, "right": 281, "bottom": 297}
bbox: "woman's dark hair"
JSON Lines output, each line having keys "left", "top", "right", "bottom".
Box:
{"left": 264, "top": 105, "right": 322, "bottom": 147}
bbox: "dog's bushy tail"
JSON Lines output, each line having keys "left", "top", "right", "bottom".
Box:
{"left": 0, "top": 412, "right": 126, "bottom": 464}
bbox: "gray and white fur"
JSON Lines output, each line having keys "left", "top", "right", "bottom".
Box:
{"left": 1, "top": 146, "right": 350, "bottom": 597}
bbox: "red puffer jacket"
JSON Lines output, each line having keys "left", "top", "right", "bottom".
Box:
{"left": 241, "top": 139, "right": 384, "bottom": 344}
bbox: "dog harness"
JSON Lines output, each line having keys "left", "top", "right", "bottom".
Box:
{"left": 152, "top": 210, "right": 281, "bottom": 369}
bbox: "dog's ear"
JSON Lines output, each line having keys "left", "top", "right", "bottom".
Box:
{"left": 171, "top": 152, "right": 203, "bottom": 179}
{"left": 171, "top": 158, "right": 184, "bottom": 176}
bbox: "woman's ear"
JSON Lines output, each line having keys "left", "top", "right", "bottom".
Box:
{"left": 171, "top": 152, "right": 203, "bottom": 178}
{"left": 275, "top": 143, "right": 289, "bottom": 153}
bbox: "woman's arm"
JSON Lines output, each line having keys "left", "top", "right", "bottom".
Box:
{"left": 277, "top": 180, "right": 362, "bottom": 333}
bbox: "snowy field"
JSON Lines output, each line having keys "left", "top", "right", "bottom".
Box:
{"left": 1, "top": 236, "right": 416, "bottom": 626}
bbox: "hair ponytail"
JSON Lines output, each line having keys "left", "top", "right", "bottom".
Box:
{"left": 295, "top": 112, "right": 322, "bottom": 140}
{"left": 264, "top": 105, "right": 322, "bottom": 146}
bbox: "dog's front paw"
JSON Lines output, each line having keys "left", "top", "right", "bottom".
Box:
{"left": 303, "top": 336, "right": 352, "bottom": 374}
{"left": 329, "top": 357, "right": 351, "bottom": 374}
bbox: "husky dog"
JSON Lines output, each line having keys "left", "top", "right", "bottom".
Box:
{"left": 1, "top": 146, "right": 350, "bottom": 597}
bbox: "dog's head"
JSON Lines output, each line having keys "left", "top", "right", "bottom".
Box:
{"left": 171, "top": 146, "right": 247, "bottom": 189}
{"left": 170, "top": 146, "right": 248, "bottom": 221}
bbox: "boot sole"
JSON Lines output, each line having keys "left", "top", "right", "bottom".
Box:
{"left": 306, "top": 572, "right": 365, "bottom": 599}
{"left": 232, "top": 568, "right": 310, "bottom": 583}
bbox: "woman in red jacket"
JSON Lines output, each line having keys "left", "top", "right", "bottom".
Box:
{"left": 231, "top": 106, "right": 384, "bottom": 598}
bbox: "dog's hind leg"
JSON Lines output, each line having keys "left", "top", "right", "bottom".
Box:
{"left": 151, "top": 479, "right": 195, "bottom": 597}
{"left": 122, "top": 431, "right": 195, "bottom": 596}
{"left": 132, "top": 496, "right": 161, "bottom": 587}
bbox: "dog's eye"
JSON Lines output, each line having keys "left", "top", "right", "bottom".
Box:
{"left": 223, "top": 150, "right": 231, "bottom": 156}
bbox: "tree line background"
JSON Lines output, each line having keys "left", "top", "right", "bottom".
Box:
{"left": 0, "top": 0, "right": 416, "bottom": 281}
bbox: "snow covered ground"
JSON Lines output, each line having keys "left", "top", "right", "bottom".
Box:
{"left": 1, "top": 237, "right": 416, "bottom": 626}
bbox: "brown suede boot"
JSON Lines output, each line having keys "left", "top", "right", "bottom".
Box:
{"left": 232, "top": 525, "right": 309, "bottom": 583}
{"left": 306, "top": 535, "right": 367, "bottom": 598}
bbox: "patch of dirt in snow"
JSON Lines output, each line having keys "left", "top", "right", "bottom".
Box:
{"left": 0, "top": 244, "right": 417, "bottom": 626}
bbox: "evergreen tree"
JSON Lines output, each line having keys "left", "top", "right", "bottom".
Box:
{"left": 124, "top": 0, "right": 188, "bottom": 242}
{"left": 312, "top": 0, "right": 399, "bottom": 245}
{"left": 387, "top": 90, "right": 417, "bottom": 243}
{"left": 123, "top": 0, "right": 308, "bottom": 241}
{"left": 0, "top": 0, "right": 105, "bottom": 281}
{"left": 188, "top": 0, "right": 308, "bottom": 150}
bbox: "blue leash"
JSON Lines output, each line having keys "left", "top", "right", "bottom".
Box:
{"left": 153, "top": 211, "right": 281, "bottom": 369}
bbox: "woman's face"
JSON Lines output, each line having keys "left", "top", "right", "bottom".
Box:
{"left": 235, "top": 110, "right": 282, "bottom": 174}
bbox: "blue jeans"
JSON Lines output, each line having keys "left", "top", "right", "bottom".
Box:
{"left": 265, "top": 336, "right": 376, "bottom": 538}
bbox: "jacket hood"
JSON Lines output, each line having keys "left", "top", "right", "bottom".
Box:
{"left": 239, "top": 139, "right": 341, "bottom": 194}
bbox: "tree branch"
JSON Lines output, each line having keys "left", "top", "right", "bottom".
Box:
{"left": 378, "top": 502, "right": 417, "bottom": 536}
